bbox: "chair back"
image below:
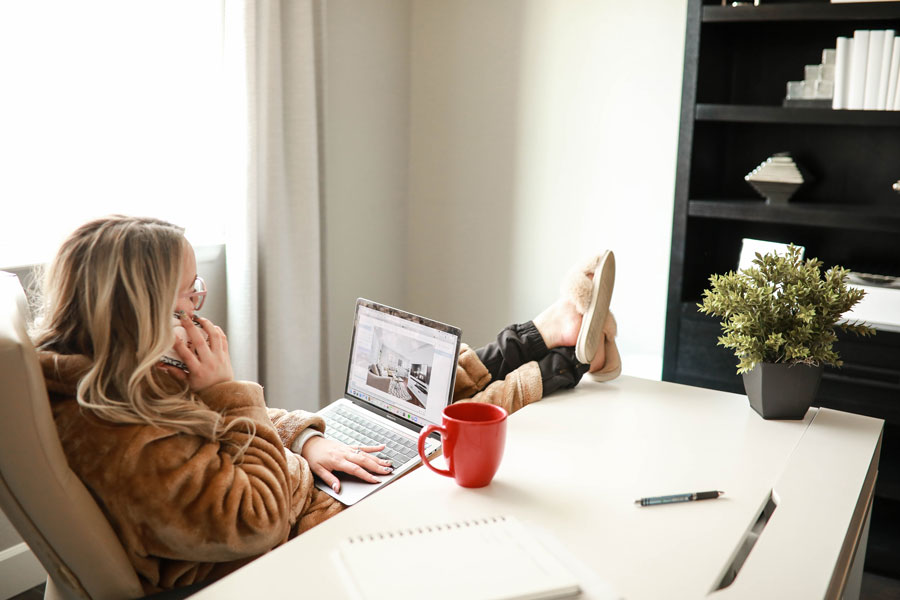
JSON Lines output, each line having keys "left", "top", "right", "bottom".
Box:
{"left": 0, "top": 272, "right": 144, "bottom": 600}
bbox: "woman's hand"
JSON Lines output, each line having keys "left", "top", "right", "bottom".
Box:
{"left": 172, "top": 313, "right": 234, "bottom": 391}
{"left": 300, "top": 437, "right": 394, "bottom": 493}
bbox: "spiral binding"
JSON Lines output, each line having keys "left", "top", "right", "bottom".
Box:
{"left": 346, "top": 515, "right": 508, "bottom": 544}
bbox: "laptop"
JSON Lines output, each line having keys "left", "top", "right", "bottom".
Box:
{"left": 315, "top": 299, "right": 462, "bottom": 505}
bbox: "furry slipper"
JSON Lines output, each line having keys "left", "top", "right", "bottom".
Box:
{"left": 563, "top": 250, "right": 615, "bottom": 364}
{"left": 589, "top": 312, "right": 622, "bottom": 382}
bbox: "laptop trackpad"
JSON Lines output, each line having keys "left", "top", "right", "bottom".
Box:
{"left": 317, "top": 473, "right": 389, "bottom": 506}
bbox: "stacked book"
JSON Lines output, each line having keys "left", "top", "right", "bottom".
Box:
{"left": 833, "top": 30, "right": 900, "bottom": 110}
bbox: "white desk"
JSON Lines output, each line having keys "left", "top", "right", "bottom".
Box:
{"left": 192, "top": 376, "right": 882, "bottom": 599}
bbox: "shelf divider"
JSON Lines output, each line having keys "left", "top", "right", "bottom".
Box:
{"left": 688, "top": 199, "right": 900, "bottom": 232}
{"left": 696, "top": 104, "right": 900, "bottom": 126}
{"left": 703, "top": 2, "right": 900, "bottom": 23}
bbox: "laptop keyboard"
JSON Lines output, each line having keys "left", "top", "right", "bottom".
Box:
{"left": 322, "top": 406, "right": 420, "bottom": 466}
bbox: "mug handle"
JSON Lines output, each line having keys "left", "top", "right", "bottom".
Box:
{"left": 418, "top": 425, "right": 452, "bottom": 478}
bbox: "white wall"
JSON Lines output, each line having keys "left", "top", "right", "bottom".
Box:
{"left": 322, "top": 0, "right": 412, "bottom": 402}
{"left": 406, "top": 0, "right": 686, "bottom": 378}
{"left": 405, "top": 0, "right": 526, "bottom": 344}
{"left": 323, "top": 0, "right": 686, "bottom": 399}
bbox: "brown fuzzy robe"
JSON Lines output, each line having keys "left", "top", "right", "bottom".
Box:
{"left": 39, "top": 346, "right": 541, "bottom": 594}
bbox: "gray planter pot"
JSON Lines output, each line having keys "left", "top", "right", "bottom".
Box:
{"left": 741, "top": 362, "right": 824, "bottom": 420}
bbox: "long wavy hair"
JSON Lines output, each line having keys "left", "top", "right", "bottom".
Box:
{"left": 33, "top": 215, "right": 254, "bottom": 453}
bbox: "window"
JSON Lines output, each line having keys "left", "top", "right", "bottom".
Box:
{"left": 0, "top": 1, "right": 230, "bottom": 267}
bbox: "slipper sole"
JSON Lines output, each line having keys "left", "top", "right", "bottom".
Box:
{"left": 575, "top": 250, "right": 615, "bottom": 364}
{"left": 589, "top": 335, "right": 622, "bottom": 382}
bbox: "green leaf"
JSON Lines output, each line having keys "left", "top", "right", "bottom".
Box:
{"left": 697, "top": 244, "right": 876, "bottom": 374}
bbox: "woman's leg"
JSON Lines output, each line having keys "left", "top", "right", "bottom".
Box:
{"left": 475, "top": 321, "right": 549, "bottom": 382}
{"left": 474, "top": 321, "right": 588, "bottom": 397}
{"left": 474, "top": 288, "right": 589, "bottom": 382}
{"left": 538, "top": 347, "right": 590, "bottom": 396}
{"left": 462, "top": 251, "right": 620, "bottom": 409}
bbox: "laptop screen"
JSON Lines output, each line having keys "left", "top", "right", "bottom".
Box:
{"left": 344, "top": 299, "right": 461, "bottom": 429}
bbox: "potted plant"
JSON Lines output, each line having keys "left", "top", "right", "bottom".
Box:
{"left": 698, "top": 244, "right": 875, "bottom": 419}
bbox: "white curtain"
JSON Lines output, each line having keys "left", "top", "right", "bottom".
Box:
{"left": 223, "top": 0, "right": 327, "bottom": 412}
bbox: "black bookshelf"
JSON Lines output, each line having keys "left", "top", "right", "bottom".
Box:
{"left": 696, "top": 103, "right": 900, "bottom": 124}
{"left": 665, "top": 0, "right": 900, "bottom": 580}
{"left": 688, "top": 200, "right": 900, "bottom": 231}
{"left": 704, "top": 2, "right": 900, "bottom": 23}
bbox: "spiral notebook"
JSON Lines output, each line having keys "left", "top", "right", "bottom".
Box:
{"left": 333, "top": 515, "right": 581, "bottom": 600}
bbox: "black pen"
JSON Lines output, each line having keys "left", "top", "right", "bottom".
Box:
{"left": 635, "top": 490, "right": 724, "bottom": 507}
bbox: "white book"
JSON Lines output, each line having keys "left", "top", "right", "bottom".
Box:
{"left": 897, "top": 70, "right": 900, "bottom": 110}
{"left": 887, "top": 38, "right": 900, "bottom": 112}
{"left": 863, "top": 30, "right": 885, "bottom": 110}
{"left": 833, "top": 37, "right": 852, "bottom": 109}
{"left": 334, "top": 516, "right": 588, "bottom": 600}
{"left": 896, "top": 63, "right": 900, "bottom": 109}
{"left": 876, "top": 30, "right": 895, "bottom": 109}
{"left": 847, "top": 30, "right": 869, "bottom": 110}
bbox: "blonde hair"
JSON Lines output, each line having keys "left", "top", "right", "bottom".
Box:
{"left": 34, "top": 216, "right": 254, "bottom": 453}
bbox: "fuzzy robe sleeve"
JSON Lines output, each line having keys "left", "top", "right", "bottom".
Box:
{"left": 264, "top": 407, "right": 327, "bottom": 521}
{"left": 266, "top": 407, "right": 325, "bottom": 449}
{"left": 452, "top": 344, "right": 543, "bottom": 414}
{"left": 104, "top": 381, "right": 305, "bottom": 563}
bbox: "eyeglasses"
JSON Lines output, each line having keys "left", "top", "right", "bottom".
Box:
{"left": 180, "top": 276, "right": 207, "bottom": 311}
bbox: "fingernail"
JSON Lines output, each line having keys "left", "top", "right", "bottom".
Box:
{"left": 332, "top": 482, "right": 340, "bottom": 492}
{"left": 384, "top": 467, "right": 393, "bottom": 473}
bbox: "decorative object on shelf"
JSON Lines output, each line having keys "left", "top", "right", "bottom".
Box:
{"left": 744, "top": 152, "right": 808, "bottom": 204}
{"left": 698, "top": 244, "right": 875, "bottom": 419}
{"left": 784, "top": 48, "right": 836, "bottom": 108}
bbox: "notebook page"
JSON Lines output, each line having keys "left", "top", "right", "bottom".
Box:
{"left": 334, "top": 515, "right": 581, "bottom": 600}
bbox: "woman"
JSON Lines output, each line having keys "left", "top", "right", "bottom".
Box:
{"left": 34, "top": 215, "right": 619, "bottom": 594}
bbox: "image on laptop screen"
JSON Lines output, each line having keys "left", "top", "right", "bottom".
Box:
{"left": 345, "top": 300, "right": 460, "bottom": 428}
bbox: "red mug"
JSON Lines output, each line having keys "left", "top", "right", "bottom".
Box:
{"left": 417, "top": 402, "right": 508, "bottom": 488}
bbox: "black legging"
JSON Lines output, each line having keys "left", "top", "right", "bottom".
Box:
{"left": 474, "top": 321, "right": 589, "bottom": 397}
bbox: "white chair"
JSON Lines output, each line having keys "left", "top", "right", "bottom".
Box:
{"left": 0, "top": 271, "right": 144, "bottom": 599}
